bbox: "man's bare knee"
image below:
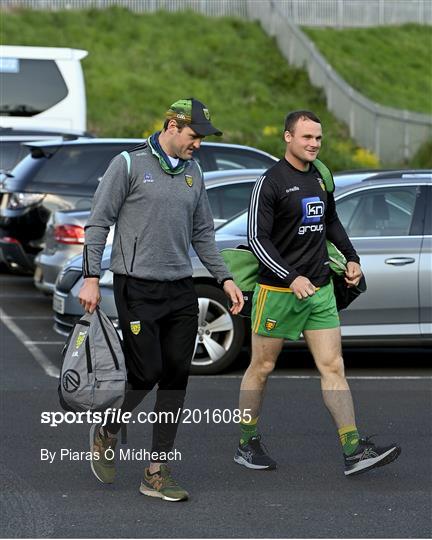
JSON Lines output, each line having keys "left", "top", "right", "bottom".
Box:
{"left": 327, "top": 354, "right": 344, "bottom": 372}
{"left": 249, "top": 356, "right": 277, "bottom": 380}
{"left": 248, "top": 334, "right": 282, "bottom": 382}
{"left": 319, "top": 354, "right": 346, "bottom": 380}
{"left": 304, "top": 329, "right": 345, "bottom": 379}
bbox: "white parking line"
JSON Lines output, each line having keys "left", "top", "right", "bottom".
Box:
{"left": 0, "top": 294, "right": 45, "bottom": 298}
{"left": 193, "top": 375, "right": 432, "bottom": 380}
{"left": 345, "top": 376, "right": 431, "bottom": 380}
{"left": 24, "top": 341, "right": 64, "bottom": 345}
{"left": 0, "top": 308, "right": 60, "bottom": 378}
{"left": 1, "top": 316, "right": 53, "bottom": 320}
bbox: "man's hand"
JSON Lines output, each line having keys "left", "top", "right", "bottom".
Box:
{"left": 290, "top": 275, "right": 317, "bottom": 300}
{"left": 222, "top": 280, "right": 244, "bottom": 315}
{"left": 78, "top": 277, "right": 101, "bottom": 313}
{"left": 345, "top": 262, "right": 362, "bottom": 288}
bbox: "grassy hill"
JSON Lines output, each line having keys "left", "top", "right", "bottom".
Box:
{"left": 303, "top": 24, "right": 432, "bottom": 115}
{"left": 304, "top": 23, "right": 432, "bottom": 168}
{"left": 1, "top": 8, "right": 429, "bottom": 168}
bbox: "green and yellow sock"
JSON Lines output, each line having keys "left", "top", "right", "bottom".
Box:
{"left": 338, "top": 425, "right": 360, "bottom": 455}
{"left": 239, "top": 416, "right": 259, "bottom": 445}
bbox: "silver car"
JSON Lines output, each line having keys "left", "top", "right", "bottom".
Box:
{"left": 53, "top": 170, "right": 432, "bottom": 374}
{"left": 33, "top": 209, "right": 115, "bottom": 294}
{"left": 34, "top": 169, "right": 266, "bottom": 293}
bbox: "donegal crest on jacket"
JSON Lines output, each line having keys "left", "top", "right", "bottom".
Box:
{"left": 185, "top": 174, "right": 193, "bottom": 187}
{"left": 130, "top": 321, "right": 141, "bottom": 335}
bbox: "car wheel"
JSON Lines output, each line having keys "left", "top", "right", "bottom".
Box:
{"left": 191, "top": 283, "right": 246, "bottom": 374}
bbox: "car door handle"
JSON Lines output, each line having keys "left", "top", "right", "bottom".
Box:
{"left": 385, "top": 257, "right": 415, "bottom": 266}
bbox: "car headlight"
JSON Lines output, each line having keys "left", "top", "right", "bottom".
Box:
{"left": 99, "top": 269, "right": 114, "bottom": 287}
{"left": 8, "top": 192, "right": 45, "bottom": 209}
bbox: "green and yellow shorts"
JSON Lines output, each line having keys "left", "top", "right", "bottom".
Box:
{"left": 251, "top": 282, "right": 340, "bottom": 341}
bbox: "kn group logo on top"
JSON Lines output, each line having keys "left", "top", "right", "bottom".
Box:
{"left": 299, "top": 196, "right": 325, "bottom": 235}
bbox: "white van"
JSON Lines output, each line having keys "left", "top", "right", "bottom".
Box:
{"left": 0, "top": 46, "right": 88, "bottom": 131}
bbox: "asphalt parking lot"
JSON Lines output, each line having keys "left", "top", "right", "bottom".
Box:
{"left": 1, "top": 273, "right": 431, "bottom": 538}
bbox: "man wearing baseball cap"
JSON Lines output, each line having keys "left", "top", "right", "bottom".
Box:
{"left": 79, "top": 98, "right": 243, "bottom": 501}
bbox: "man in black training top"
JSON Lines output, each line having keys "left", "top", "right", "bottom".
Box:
{"left": 234, "top": 110, "right": 401, "bottom": 476}
{"left": 79, "top": 98, "right": 244, "bottom": 501}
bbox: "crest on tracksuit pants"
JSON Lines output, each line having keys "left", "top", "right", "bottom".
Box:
{"left": 130, "top": 321, "right": 141, "bottom": 335}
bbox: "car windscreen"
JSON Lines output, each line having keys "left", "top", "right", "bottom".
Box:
{"left": 9, "top": 143, "right": 138, "bottom": 196}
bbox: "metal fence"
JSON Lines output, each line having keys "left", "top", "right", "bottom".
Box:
{"left": 2, "top": 0, "right": 431, "bottom": 160}
{"left": 0, "top": 0, "right": 249, "bottom": 16}
{"left": 261, "top": 0, "right": 432, "bottom": 27}
{"left": 247, "top": 1, "right": 432, "bottom": 162}
{"left": 2, "top": 0, "right": 432, "bottom": 25}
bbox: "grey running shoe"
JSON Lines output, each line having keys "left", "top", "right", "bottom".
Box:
{"left": 140, "top": 465, "right": 189, "bottom": 501}
{"left": 89, "top": 423, "right": 117, "bottom": 483}
{"left": 344, "top": 436, "right": 401, "bottom": 476}
{"left": 234, "top": 435, "right": 277, "bottom": 470}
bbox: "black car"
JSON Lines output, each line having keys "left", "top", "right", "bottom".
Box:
{"left": 0, "top": 138, "right": 276, "bottom": 272}
{"left": 0, "top": 126, "right": 92, "bottom": 173}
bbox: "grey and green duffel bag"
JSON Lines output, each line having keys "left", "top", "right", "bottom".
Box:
{"left": 221, "top": 242, "right": 366, "bottom": 316}
{"left": 58, "top": 306, "right": 127, "bottom": 412}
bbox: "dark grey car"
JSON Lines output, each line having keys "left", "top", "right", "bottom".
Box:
{"left": 0, "top": 126, "right": 93, "bottom": 173}
{"left": 52, "top": 170, "right": 432, "bottom": 374}
{"left": 0, "top": 138, "right": 276, "bottom": 272}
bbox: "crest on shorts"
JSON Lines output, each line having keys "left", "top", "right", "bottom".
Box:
{"left": 75, "top": 331, "right": 87, "bottom": 349}
{"left": 317, "top": 178, "right": 326, "bottom": 191}
{"left": 265, "top": 318, "right": 277, "bottom": 331}
{"left": 130, "top": 321, "right": 141, "bottom": 335}
{"left": 185, "top": 174, "right": 193, "bottom": 187}
{"left": 203, "top": 108, "right": 210, "bottom": 120}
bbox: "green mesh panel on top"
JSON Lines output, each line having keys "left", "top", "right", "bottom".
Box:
{"left": 166, "top": 99, "right": 192, "bottom": 123}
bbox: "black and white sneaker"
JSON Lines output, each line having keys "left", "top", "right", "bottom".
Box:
{"left": 234, "top": 435, "right": 277, "bottom": 470}
{"left": 344, "top": 436, "right": 401, "bottom": 476}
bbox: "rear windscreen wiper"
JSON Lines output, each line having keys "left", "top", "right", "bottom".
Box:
{"left": 0, "top": 104, "right": 42, "bottom": 116}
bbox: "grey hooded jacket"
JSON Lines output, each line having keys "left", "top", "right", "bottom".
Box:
{"left": 83, "top": 143, "right": 232, "bottom": 283}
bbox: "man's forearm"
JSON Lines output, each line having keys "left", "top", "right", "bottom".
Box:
{"left": 249, "top": 235, "right": 299, "bottom": 285}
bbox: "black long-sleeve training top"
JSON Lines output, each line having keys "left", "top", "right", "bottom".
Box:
{"left": 248, "top": 158, "right": 360, "bottom": 288}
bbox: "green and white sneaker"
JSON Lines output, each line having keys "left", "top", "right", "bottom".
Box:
{"left": 139, "top": 465, "right": 189, "bottom": 501}
{"left": 89, "top": 423, "right": 117, "bottom": 483}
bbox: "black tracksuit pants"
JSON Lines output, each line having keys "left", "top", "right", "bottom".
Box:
{"left": 106, "top": 274, "right": 198, "bottom": 459}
